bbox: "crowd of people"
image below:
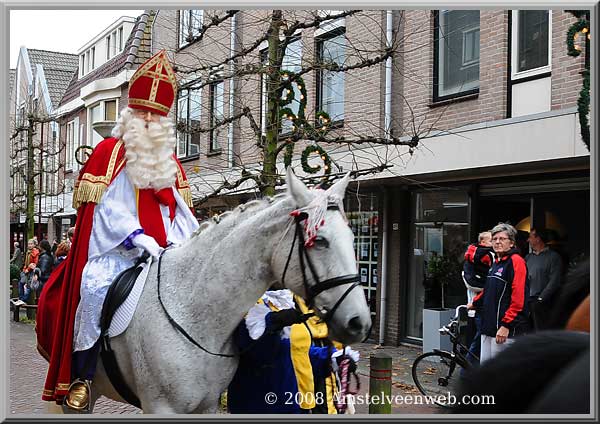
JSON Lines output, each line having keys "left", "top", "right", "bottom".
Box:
{"left": 10, "top": 228, "right": 74, "bottom": 307}
{"left": 459, "top": 222, "right": 589, "bottom": 413}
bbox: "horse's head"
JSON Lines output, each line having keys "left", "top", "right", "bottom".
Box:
{"left": 272, "top": 168, "right": 372, "bottom": 344}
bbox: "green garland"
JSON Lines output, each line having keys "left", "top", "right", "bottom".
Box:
{"left": 276, "top": 69, "right": 333, "bottom": 176}
{"left": 301, "top": 144, "right": 332, "bottom": 176}
{"left": 578, "top": 70, "right": 590, "bottom": 150}
{"left": 566, "top": 11, "right": 590, "bottom": 150}
{"left": 566, "top": 18, "right": 588, "bottom": 57}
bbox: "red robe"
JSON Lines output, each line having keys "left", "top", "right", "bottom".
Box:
{"left": 36, "top": 137, "right": 194, "bottom": 403}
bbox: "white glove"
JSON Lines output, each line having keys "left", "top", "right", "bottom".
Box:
{"left": 132, "top": 233, "right": 164, "bottom": 259}
{"left": 331, "top": 346, "right": 360, "bottom": 373}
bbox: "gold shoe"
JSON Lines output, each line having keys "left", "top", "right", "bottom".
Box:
{"left": 65, "top": 379, "right": 90, "bottom": 411}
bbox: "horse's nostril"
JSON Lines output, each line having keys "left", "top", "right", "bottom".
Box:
{"left": 348, "top": 316, "right": 363, "bottom": 333}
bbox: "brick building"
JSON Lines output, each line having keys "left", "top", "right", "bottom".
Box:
{"left": 150, "top": 9, "right": 589, "bottom": 345}
{"left": 9, "top": 9, "right": 589, "bottom": 346}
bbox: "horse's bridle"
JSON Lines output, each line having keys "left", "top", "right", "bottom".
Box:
{"left": 280, "top": 205, "right": 361, "bottom": 324}
{"left": 155, "top": 205, "right": 362, "bottom": 358}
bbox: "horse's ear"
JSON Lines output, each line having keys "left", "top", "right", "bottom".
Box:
{"left": 327, "top": 172, "right": 352, "bottom": 200}
{"left": 286, "top": 167, "right": 314, "bottom": 207}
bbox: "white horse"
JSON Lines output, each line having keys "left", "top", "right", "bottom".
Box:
{"left": 85, "top": 168, "right": 372, "bottom": 413}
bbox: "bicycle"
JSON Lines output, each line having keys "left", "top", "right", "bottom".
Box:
{"left": 411, "top": 305, "right": 478, "bottom": 407}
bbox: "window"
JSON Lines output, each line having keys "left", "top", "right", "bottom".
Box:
{"left": 88, "top": 100, "right": 117, "bottom": 147}
{"left": 179, "top": 10, "right": 204, "bottom": 48}
{"left": 104, "top": 100, "right": 117, "bottom": 121}
{"left": 317, "top": 29, "right": 346, "bottom": 123}
{"left": 176, "top": 82, "right": 202, "bottom": 158}
{"left": 91, "top": 47, "right": 95, "bottom": 70}
{"left": 209, "top": 81, "right": 225, "bottom": 152}
{"left": 512, "top": 10, "right": 551, "bottom": 79}
{"left": 118, "top": 27, "right": 124, "bottom": 51}
{"left": 106, "top": 35, "right": 111, "bottom": 60}
{"left": 434, "top": 10, "right": 480, "bottom": 100}
{"left": 66, "top": 119, "right": 79, "bottom": 172}
{"left": 407, "top": 190, "right": 469, "bottom": 339}
{"left": 50, "top": 121, "right": 59, "bottom": 193}
{"left": 111, "top": 31, "right": 117, "bottom": 57}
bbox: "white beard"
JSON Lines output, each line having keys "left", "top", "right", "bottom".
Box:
{"left": 116, "top": 109, "right": 178, "bottom": 191}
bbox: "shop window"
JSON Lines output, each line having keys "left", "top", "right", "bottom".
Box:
{"left": 434, "top": 10, "right": 480, "bottom": 101}
{"left": 407, "top": 190, "right": 469, "bottom": 340}
{"left": 345, "top": 192, "right": 380, "bottom": 316}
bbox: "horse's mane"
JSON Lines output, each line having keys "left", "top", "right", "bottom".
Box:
{"left": 190, "top": 193, "right": 290, "bottom": 240}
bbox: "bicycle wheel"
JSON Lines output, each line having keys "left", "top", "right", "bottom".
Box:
{"left": 411, "top": 351, "right": 468, "bottom": 407}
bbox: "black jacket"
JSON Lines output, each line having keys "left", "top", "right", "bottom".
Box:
{"left": 463, "top": 243, "right": 493, "bottom": 289}
{"left": 37, "top": 251, "right": 54, "bottom": 283}
{"left": 473, "top": 248, "right": 530, "bottom": 338}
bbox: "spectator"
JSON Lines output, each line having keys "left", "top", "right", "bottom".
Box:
{"left": 54, "top": 241, "right": 70, "bottom": 267}
{"left": 462, "top": 231, "right": 493, "bottom": 364}
{"left": 228, "top": 289, "right": 340, "bottom": 414}
{"left": 19, "top": 239, "right": 40, "bottom": 303}
{"left": 67, "top": 227, "right": 75, "bottom": 248}
{"left": 469, "top": 223, "right": 530, "bottom": 363}
{"left": 10, "top": 241, "right": 23, "bottom": 270}
{"left": 35, "top": 239, "right": 55, "bottom": 301}
{"left": 526, "top": 227, "right": 563, "bottom": 330}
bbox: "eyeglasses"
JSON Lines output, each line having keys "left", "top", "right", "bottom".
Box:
{"left": 492, "top": 236, "right": 510, "bottom": 242}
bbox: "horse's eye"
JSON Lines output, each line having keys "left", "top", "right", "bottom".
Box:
{"left": 314, "top": 236, "right": 329, "bottom": 248}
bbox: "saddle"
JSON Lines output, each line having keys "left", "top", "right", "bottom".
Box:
{"left": 98, "top": 252, "right": 150, "bottom": 409}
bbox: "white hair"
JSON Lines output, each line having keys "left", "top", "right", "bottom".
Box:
{"left": 112, "top": 107, "right": 178, "bottom": 190}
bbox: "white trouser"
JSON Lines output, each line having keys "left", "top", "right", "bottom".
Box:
{"left": 480, "top": 334, "right": 515, "bottom": 363}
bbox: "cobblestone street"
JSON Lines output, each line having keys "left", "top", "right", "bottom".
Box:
{"left": 10, "top": 311, "right": 443, "bottom": 415}
{"left": 9, "top": 313, "right": 140, "bottom": 415}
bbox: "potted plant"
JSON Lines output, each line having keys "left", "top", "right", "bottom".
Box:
{"left": 422, "top": 252, "right": 461, "bottom": 353}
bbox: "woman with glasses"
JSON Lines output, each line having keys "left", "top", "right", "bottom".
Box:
{"left": 468, "top": 223, "right": 530, "bottom": 362}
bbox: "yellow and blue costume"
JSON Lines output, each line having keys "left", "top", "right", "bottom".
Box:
{"left": 227, "top": 290, "right": 336, "bottom": 414}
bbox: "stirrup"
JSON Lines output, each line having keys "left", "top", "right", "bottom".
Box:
{"left": 64, "top": 378, "right": 92, "bottom": 412}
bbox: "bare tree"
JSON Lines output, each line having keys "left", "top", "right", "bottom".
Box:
{"left": 10, "top": 93, "right": 66, "bottom": 241}
{"left": 151, "top": 9, "right": 482, "bottom": 206}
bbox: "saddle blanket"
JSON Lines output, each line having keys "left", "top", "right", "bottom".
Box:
{"left": 107, "top": 255, "right": 152, "bottom": 338}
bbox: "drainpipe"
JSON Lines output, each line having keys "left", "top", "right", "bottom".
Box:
{"left": 379, "top": 10, "right": 393, "bottom": 345}
{"left": 228, "top": 13, "right": 237, "bottom": 168}
{"left": 384, "top": 10, "right": 393, "bottom": 137}
{"left": 379, "top": 188, "right": 389, "bottom": 345}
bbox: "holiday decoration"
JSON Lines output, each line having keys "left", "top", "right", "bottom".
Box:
{"left": 566, "top": 10, "right": 590, "bottom": 150}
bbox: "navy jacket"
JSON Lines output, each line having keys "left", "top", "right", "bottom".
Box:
{"left": 463, "top": 243, "right": 493, "bottom": 289}
{"left": 473, "top": 248, "right": 530, "bottom": 337}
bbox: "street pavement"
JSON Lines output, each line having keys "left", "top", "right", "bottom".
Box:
{"left": 9, "top": 312, "right": 141, "bottom": 415}
{"left": 10, "top": 311, "right": 444, "bottom": 415}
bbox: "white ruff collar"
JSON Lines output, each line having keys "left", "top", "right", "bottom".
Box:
{"left": 262, "top": 289, "right": 295, "bottom": 310}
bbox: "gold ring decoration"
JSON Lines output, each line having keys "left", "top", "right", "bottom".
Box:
{"left": 75, "top": 145, "right": 95, "bottom": 166}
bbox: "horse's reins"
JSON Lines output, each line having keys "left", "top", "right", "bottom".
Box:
{"left": 156, "top": 248, "right": 236, "bottom": 358}
{"left": 155, "top": 204, "right": 360, "bottom": 358}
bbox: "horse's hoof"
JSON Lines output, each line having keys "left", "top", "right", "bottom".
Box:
{"left": 64, "top": 380, "right": 91, "bottom": 412}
